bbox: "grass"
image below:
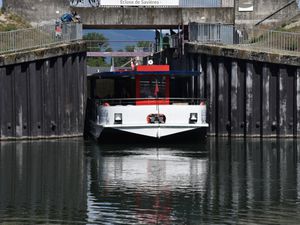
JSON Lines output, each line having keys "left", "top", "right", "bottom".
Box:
{"left": 0, "top": 10, "right": 31, "bottom": 32}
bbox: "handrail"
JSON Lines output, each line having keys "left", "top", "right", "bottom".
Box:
{"left": 187, "top": 22, "right": 300, "bottom": 54}
{"left": 95, "top": 98, "right": 206, "bottom": 106}
{"left": 0, "top": 23, "right": 82, "bottom": 54}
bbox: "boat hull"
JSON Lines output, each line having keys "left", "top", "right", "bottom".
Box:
{"left": 88, "top": 103, "right": 209, "bottom": 143}
{"left": 90, "top": 123, "right": 207, "bottom": 143}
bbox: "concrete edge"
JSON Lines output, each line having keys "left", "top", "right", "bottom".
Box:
{"left": 0, "top": 41, "right": 87, "bottom": 67}
{"left": 186, "top": 43, "right": 300, "bottom": 66}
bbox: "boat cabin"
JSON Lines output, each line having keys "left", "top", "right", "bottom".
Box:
{"left": 88, "top": 64, "right": 202, "bottom": 106}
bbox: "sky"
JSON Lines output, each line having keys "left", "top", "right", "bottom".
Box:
{"left": 0, "top": 0, "right": 2, "bottom": 8}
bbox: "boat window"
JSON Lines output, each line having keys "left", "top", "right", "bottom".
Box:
{"left": 115, "top": 78, "right": 135, "bottom": 98}
{"left": 139, "top": 76, "right": 167, "bottom": 98}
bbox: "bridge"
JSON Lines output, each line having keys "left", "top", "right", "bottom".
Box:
{"left": 72, "top": 0, "right": 234, "bottom": 29}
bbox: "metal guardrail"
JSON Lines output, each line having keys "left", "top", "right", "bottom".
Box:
{"left": 0, "top": 23, "right": 82, "bottom": 54}
{"left": 188, "top": 23, "right": 235, "bottom": 44}
{"left": 188, "top": 22, "right": 300, "bottom": 54}
{"left": 237, "top": 28, "right": 300, "bottom": 53}
{"left": 70, "top": 0, "right": 234, "bottom": 7}
{"left": 95, "top": 98, "right": 206, "bottom": 106}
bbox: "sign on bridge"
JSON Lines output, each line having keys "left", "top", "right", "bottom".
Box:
{"left": 101, "top": 0, "right": 179, "bottom": 6}
{"left": 70, "top": 0, "right": 179, "bottom": 7}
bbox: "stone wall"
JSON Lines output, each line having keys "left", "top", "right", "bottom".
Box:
{"left": 3, "top": 0, "right": 69, "bottom": 25}
{"left": 235, "top": 0, "right": 298, "bottom": 28}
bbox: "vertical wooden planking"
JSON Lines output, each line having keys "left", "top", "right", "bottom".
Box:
{"left": 285, "top": 67, "right": 295, "bottom": 137}
{"left": 52, "top": 58, "right": 59, "bottom": 136}
{"left": 231, "top": 60, "right": 246, "bottom": 137}
{"left": 44, "top": 59, "right": 57, "bottom": 136}
{"left": 262, "top": 64, "right": 270, "bottom": 137}
{"left": 78, "top": 54, "right": 84, "bottom": 134}
{"left": 237, "top": 61, "right": 246, "bottom": 136}
{"left": 29, "top": 62, "right": 42, "bottom": 137}
{"left": 245, "top": 62, "right": 253, "bottom": 136}
{"left": 262, "top": 64, "right": 279, "bottom": 137}
{"left": 217, "top": 58, "right": 230, "bottom": 136}
{"left": 73, "top": 55, "right": 80, "bottom": 135}
{"left": 43, "top": 60, "right": 51, "bottom": 136}
{"left": 14, "top": 64, "right": 29, "bottom": 138}
{"left": 70, "top": 55, "right": 77, "bottom": 135}
{"left": 199, "top": 54, "right": 207, "bottom": 99}
{"left": 270, "top": 65, "right": 279, "bottom": 137}
{"left": 0, "top": 51, "right": 86, "bottom": 140}
{"left": 63, "top": 56, "right": 71, "bottom": 135}
{"left": 56, "top": 57, "right": 64, "bottom": 136}
{"left": 230, "top": 60, "right": 246, "bottom": 137}
{"left": 0, "top": 67, "right": 6, "bottom": 138}
{"left": 206, "top": 56, "right": 217, "bottom": 136}
{"left": 278, "top": 66, "right": 295, "bottom": 137}
{"left": 1, "top": 66, "right": 15, "bottom": 138}
{"left": 0, "top": 67, "right": 2, "bottom": 138}
{"left": 82, "top": 53, "right": 88, "bottom": 134}
{"left": 251, "top": 63, "right": 262, "bottom": 137}
{"left": 296, "top": 68, "right": 300, "bottom": 137}
{"left": 40, "top": 61, "right": 45, "bottom": 136}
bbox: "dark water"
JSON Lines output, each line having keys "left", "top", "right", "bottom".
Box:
{"left": 1, "top": 138, "right": 300, "bottom": 224}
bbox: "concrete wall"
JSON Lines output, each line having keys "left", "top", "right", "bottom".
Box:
{"left": 0, "top": 42, "right": 87, "bottom": 140}
{"left": 3, "top": 0, "right": 69, "bottom": 25}
{"left": 3, "top": 0, "right": 235, "bottom": 27}
{"left": 181, "top": 43, "right": 300, "bottom": 138}
{"left": 235, "top": 0, "right": 297, "bottom": 28}
{"left": 76, "top": 7, "right": 235, "bottom": 29}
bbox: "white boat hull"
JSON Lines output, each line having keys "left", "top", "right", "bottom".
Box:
{"left": 90, "top": 104, "right": 208, "bottom": 140}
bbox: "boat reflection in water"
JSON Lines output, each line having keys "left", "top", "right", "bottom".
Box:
{"left": 87, "top": 142, "right": 209, "bottom": 225}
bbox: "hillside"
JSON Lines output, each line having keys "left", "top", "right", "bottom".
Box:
{"left": 276, "top": 14, "right": 300, "bottom": 33}
{"left": 0, "top": 10, "right": 31, "bottom": 32}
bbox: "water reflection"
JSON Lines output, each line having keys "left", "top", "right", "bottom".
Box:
{"left": 0, "top": 139, "right": 87, "bottom": 224}
{"left": 1, "top": 138, "right": 300, "bottom": 224}
{"left": 87, "top": 139, "right": 300, "bottom": 225}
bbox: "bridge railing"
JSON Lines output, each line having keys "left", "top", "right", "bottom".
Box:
{"left": 70, "top": 0, "right": 234, "bottom": 8}
{"left": 188, "top": 22, "right": 300, "bottom": 54}
{"left": 0, "top": 23, "right": 82, "bottom": 54}
{"left": 237, "top": 28, "right": 300, "bottom": 53}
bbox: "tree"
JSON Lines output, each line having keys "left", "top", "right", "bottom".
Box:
{"left": 114, "top": 45, "right": 135, "bottom": 67}
{"left": 84, "top": 32, "right": 111, "bottom": 67}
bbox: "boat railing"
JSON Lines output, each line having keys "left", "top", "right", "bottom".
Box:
{"left": 95, "top": 98, "right": 206, "bottom": 106}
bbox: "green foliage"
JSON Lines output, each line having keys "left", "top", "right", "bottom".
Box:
{"left": 87, "top": 57, "right": 109, "bottom": 67}
{"left": 125, "top": 45, "right": 135, "bottom": 52}
{"left": 114, "top": 45, "right": 136, "bottom": 67}
{"left": 136, "top": 41, "right": 151, "bottom": 47}
{"left": 84, "top": 32, "right": 110, "bottom": 51}
{"left": 84, "top": 32, "right": 111, "bottom": 67}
